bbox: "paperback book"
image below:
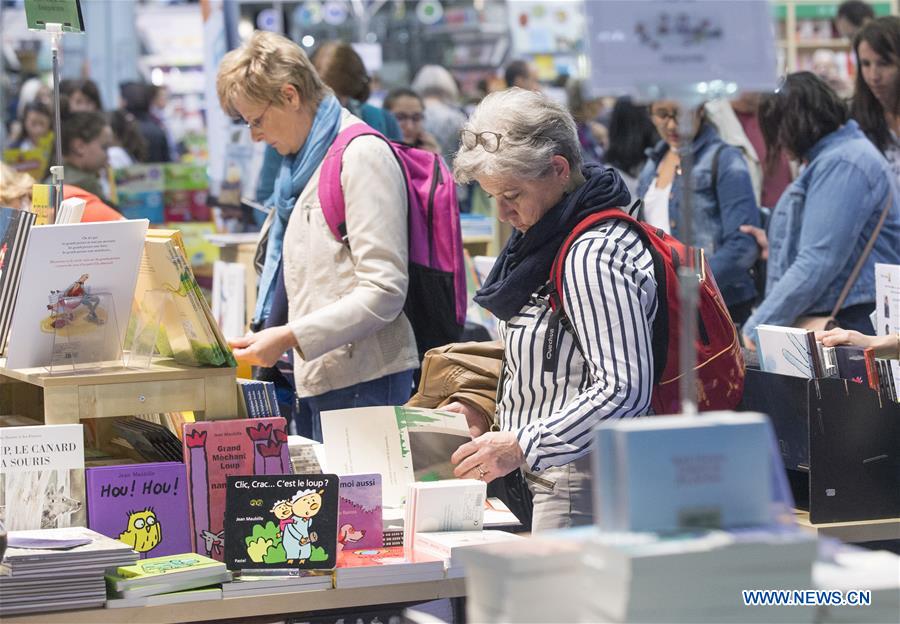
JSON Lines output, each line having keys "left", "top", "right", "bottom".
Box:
{"left": 224, "top": 474, "right": 339, "bottom": 571}
{"left": 0, "top": 205, "right": 36, "bottom": 354}
{"left": 757, "top": 325, "right": 822, "bottom": 379}
{"left": 182, "top": 417, "right": 292, "bottom": 561}
{"left": 0, "top": 424, "right": 85, "bottom": 530}
{"left": 5, "top": 219, "right": 149, "bottom": 369}
{"left": 338, "top": 474, "right": 383, "bottom": 551}
{"left": 86, "top": 462, "right": 191, "bottom": 558}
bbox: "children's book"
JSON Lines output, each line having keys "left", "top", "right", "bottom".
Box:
{"left": 109, "top": 553, "right": 226, "bottom": 589}
{"left": 224, "top": 474, "right": 339, "bottom": 571}
{"left": 112, "top": 164, "right": 165, "bottom": 223}
{"left": 338, "top": 474, "right": 383, "bottom": 551}
{"left": 85, "top": 462, "right": 191, "bottom": 558}
{"left": 0, "top": 206, "right": 35, "bottom": 354}
{"left": 5, "top": 220, "right": 149, "bottom": 369}
{"left": 182, "top": 417, "right": 292, "bottom": 561}
{"left": 0, "top": 424, "right": 85, "bottom": 531}
{"left": 321, "top": 406, "right": 472, "bottom": 507}
{"left": 334, "top": 546, "right": 445, "bottom": 588}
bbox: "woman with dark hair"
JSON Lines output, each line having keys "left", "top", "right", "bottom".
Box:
{"left": 604, "top": 97, "right": 659, "bottom": 198}
{"left": 108, "top": 109, "right": 148, "bottom": 167}
{"left": 59, "top": 78, "right": 103, "bottom": 113}
{"left": 637, "top": 100, "right": 760, "bottom": 325}
{"left": 851, "top": 16, "right": 900, "bottom": 181}
{"left": 744, "top": 72, "right": 900, "bottom": 347}
{"left": 120, "top": 82, "right": 171, "bottom": 163}
{"left": 8, "top": 101, "right": 53, "bottom": 151}
{"left": 383, "top": 88, "right": 441, "bottom": 154}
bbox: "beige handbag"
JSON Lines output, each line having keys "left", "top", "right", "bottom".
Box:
{"left": 794, "top": 191, "right": 893, "bottom": 331}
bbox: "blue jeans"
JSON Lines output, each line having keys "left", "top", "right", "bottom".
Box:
{"left": 295, "top": 369, "right": 416, "bottom": 442}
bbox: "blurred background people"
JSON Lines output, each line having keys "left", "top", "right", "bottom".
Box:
{"left": 638, "top": 100, "right": 761, "bottom": 325}
{"left": 851, "top": 16, "right": 900, "bottom": 182}
{"left": 745, "top": 72, "right": 900, "bottom": 345}
{"left": 835, "top": 0, "right": 875, "bottom": 40}
{"left": 120, "top": 81, "right": 171, "bottom": 163}
{"left": 504, "top": 59, "right": 540, "bottom": 92}
{"left": 603, "top": 97, "right": 659, "bottom": 199}
{"left": 59, "top": 78, "right": 103, "bottom": 113}
{"left": 55, "top": 111, "right": 114, "bottom": 204}
{"left": 565, "top": 78, "right": 605, "bottom": 165}
{"left": 7, "top": 101, "right": 52, "bottom": 151}
{"left": 383, "top": 88, "right": 441, "bottom": 154}
{"left": 107, "top": 109, "right": 148, "bottom": 167}
{"left": 411, "top": 64, "right": 468, "bottom": 167}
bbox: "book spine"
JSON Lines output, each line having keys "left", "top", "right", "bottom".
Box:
{"left": 264, "top": 382, "right": 281, "bottom": 418}
{"left": 807, "top": 332, "right": 824, "bottom": 379}
{"left": 864, "top": 348, "right": 880, "bottom": 392}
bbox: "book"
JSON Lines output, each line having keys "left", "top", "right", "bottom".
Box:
{"left": 105, "top": 585, "right": 223, "bottom": 608}
{"left": 338, "top": 474, "right": 383, "bottom": 551}
{"left": 237, "top": 379, "right": 280, "bottom": 418}
{"left": 109, "top": 553, "right": 227, "bottom": 590}
{"left": 224, "top": 474, "right": 339, "bottom": 571}
{"left": 757, "top": 325, "right": 822, "bottom": 379}
{"left": 112, "top": 164, "right": 166, "bottom": 223}
{"left": 834, "top": 345, "right": 880, "bottom": 390}
{"left": 0, "top": 424, "right": 85, "bottom": 530}
{"left": 212, "top": 260, "right": 246, "bottom": 340}
{"left": 875, "top": 263, "right": 900, "bottom": 399}
{"left": 321, "top": 406, "right": 472, "bottom": 507}
{"left": 183, "top": 417, "right": 292, "bottom": 561}
{"left": 593, "top": 412, "right": 773, "bottom": 533}
{"left": 287, "top": 435, "right": 325, "bottom": 474}
{"left": 334, "top": 546, "right": 444, "bottom": 588}
{"left": 221, "top": 572, "right": 332, "bottom": 596}
{"left": 107, "top": 570, "right": 232, "bottom": 599}
{"left": 0, "top": 205, "right": 35, "bottom": 354}
{"left": 56, "top": 197, "right": 85, "bottom": 224}
{"left": 29, "top": 183, "right": 57, "bottom": 225}
{"left": 132, "top": 228, "right": 234, "bottom": 367}
{"left": 5, "top": 219, "right": 149, "bottom": 369}
{"left": 113, "top": 417, "right": 184, "bottom": 462}
{"left": 403, "top": 480, "right": 485, "bottom": 557}
{"left": 85, "top": 462, "right": 191, "bottom": 558}
{"left": 413, "top": 530, "right": 525, "bottom": 559}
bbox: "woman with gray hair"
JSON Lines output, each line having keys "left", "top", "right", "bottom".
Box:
{"left": 447, "top": 88, "right": 657, "bottom": 530}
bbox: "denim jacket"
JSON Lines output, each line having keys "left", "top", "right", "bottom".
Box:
{"left": 745, "top": 120, "right": 900, "bottom": 340}
{"left": 637, "top": 124, "right": 761, "bottom": 307}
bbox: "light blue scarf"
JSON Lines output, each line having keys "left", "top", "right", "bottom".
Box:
{"left": 255, "top": 95, "right": 343, "bottom": 322}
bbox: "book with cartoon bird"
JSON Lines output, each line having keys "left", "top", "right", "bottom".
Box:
{"left": 86, "top": 462, "right": 191, "bottom": 558}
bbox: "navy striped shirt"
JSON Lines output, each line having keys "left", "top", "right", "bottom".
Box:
{"left": 498, "top": 221, "right": 658, "bottom": 472}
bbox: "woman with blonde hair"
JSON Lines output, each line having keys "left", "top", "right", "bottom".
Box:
{"left": 217, "top": 31, "right": 418, "bottom": 440}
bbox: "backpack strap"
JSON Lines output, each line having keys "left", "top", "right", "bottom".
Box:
{"left": 318, "top": 123, "right": 390, "bottom": 243}
{"left": 546, "top": 208, "right": 669, "bottom": 384}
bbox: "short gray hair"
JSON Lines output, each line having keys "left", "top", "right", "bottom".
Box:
{"left": 453, "top": 88, "right": 583, "bottom": 184}
{"left": 411, "top": 65, "right": 459, "bottom": 102}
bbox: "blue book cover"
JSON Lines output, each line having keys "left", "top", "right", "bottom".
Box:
{"left": 610, "top": 413, "right": 772, "bottom": 533}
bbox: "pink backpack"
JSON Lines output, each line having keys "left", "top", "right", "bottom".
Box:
{"left": 318, "top": 124, "right": 466, "bottom": 358}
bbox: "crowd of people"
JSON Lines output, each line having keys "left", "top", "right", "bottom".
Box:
{"left": 2, "top": 3, "right": 899, "bottom": 531}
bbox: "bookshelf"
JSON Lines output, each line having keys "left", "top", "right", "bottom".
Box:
{"left": 1, "top": 577, "right": 467, "bottom": 624}
{"left": 0, "top": 357, "right": 238, "bottom": 424}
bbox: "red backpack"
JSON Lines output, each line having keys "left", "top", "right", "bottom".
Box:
{"left": 547, "top": 209, "right": 744, "bottom": 415}
{"left": 318, "top": 124, "right": 466, "bottom": 358}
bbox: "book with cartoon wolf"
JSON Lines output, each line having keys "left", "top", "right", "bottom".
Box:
{"left": 224, "top": 474, "right": 339, "bottom": 571}
{"left": 0, "top": 424, "right": 85, "bottom": 531}
{"left": 85, "top": 462, "right": 191, "bottom": 558}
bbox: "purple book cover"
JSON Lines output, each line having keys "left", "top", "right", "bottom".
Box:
{"left": 85, "top": 462, "right": 191, "bottom": 558}
{"left": 182, "top": 417, "right": 291, "bottom": 561}
{"left": 338, "top": 474, "right": 383, "bottom": 551}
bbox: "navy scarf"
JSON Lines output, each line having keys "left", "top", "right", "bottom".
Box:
{"left": 474, "top": 164, "right": 631, "bottom": 321}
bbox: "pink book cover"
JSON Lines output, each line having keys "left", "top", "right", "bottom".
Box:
{"left": 338, "top": 474, "right": 383, "bottom": 552}
{"left": 182, "top": 417, "right": 291, "bottom": 561}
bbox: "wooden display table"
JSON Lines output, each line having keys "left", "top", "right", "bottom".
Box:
{"left": 1, "top": 577, "right": 467, "bottom": 624}
{"left": 794, "top": 510, "right": 900, "bottom": 544}
{"left": 0, "top": 358, "right": 238, "bottom": 423}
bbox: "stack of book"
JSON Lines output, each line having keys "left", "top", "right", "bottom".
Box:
{"left": 0, "top": 205, "right": 36, "bottom": 354}
{"left": 113, "top": 417, "right": 183, "bottom": 462}
{"left": 403, "top": 479, "right": 485, "bottom": 557}
{"left": 456, "top": 537, "right": 586, "bottom": 623}
{"left": 105, "top": 553, "right": 231, "bottom": 608}
{"left": 413, "top": 530, "right": 525, "bottom": 578}
{"left": 578, "top": 528, "right": 817, "bottom": 623}
{"left": 0, "top": 527, "right": 138, "bottom": 616}
{"left": 757, "top": 325, "right": 837, "bottom": 379}
{"left": 222, "top": 571, "right": 332, "bottom": 597}
{"left": 334, "top": 546, "right": 444, "bottom": 589}
{"left": 814, "top": 546, "right": 900, "bottom": 624}
{"left": 237, "top": 379, "right": 281, "bottom": 418}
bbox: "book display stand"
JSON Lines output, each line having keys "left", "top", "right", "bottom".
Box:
{"left": 125, "top": 289, "right": 175, "bottom": 369}
{"left": 47, "top": 292, "right": 123, "bottom": 375}
{"left": 740, "top": 369, "right": 900, "bottom": 524}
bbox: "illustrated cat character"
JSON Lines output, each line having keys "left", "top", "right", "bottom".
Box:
{"left": 119, "top": 507, "right": 162, "bottom": 557}
{"left": 40, "top": 485, "right": 82, "bottom": 529}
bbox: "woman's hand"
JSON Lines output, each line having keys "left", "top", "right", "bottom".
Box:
{"left": 442, "top": 401, "right": 492, "bottom": 438}
{"left": 451, "top": 431, "right": 525, "bottom": 484}
{"left": 743, "top": 332, "right": 757, "bottom": 352}
{"left": 817, "top": 328, "right": 900, "bottom": 360}
{"left": 228, "top": 326, "right": 298, "bottom": 368}
{"left": 740, "top": 224, "right": 769, "bottom": 261}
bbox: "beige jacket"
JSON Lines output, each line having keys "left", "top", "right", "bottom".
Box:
{"left": 280, "top": 109, "right": 418, "bottom": 397}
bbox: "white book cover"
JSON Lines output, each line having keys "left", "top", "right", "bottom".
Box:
{"left": 414, "top": 530, "right": 524, "bottom": 559}
{"left": 756, "top": 324, "right": 818, "bottom": 378}
{"left": 875, "top": 263, "right": 900, "bottom": 391}
{"left": 211, "top": 260, "right": 245, "bottom": 340}
{"left": 321, "top": 406, "right": 471, "bottom": 507}
{"left": 0, "top": 424, "right": 85, "bottom": 531}
{"left": 5, "top": 220, "right": 149, "bottom": 369}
